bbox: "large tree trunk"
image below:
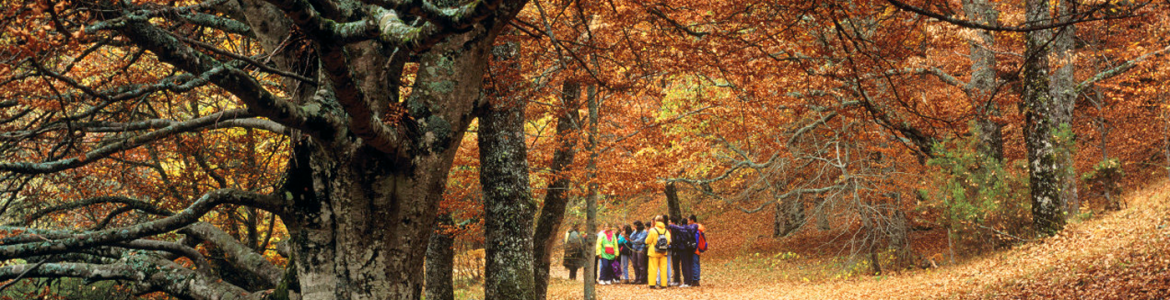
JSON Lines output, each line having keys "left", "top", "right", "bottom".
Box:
{"left": 426, "top": 215, "right": 456, "bottom": 300}
{"left": 479, "top": 88, "right": 536, "bottom": 300}
{"left": 963, "top": 0, "right": 1004, "bottom": 162}
{"left": 285, "top": 139, "right": 462, "bottom": 300}
{"left": 533, "top": 81, "right": 582, "bottom": 300}
{"left": 281, "top": 31, "right": 495, "bottom": 300}
{"left": 1023, "top": 0, "right": 1067, "bottom": 235}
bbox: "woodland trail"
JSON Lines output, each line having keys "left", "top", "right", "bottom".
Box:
{"left": 543, "top": 182, "right": 1170, "bottom": 299}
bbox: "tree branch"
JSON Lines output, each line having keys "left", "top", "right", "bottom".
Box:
{"left": 14, "top": 196, "right": 172, "bottom": 226}
{"left": 0, "top": 109, "right": 268, "bottom": 174}
{"left": 0, "top": 189, "right": 284, "bottom": 260}
{"left": 362, "top": 0, "right": 505, "bottom": 32}
{"left": 105, "top": 16, "right": 340, "bottom": 137}
{"left": 183, "top": 222, "right": 282, "bottom": 287}
{"left": 1076, "top": 44, "right": 1170, "bottom": 93}
{"left": 885, "top": 0, "right": 1130, "bottom": 32}
{"left": 0, "top": 255, "right": 270, "bottom": 300}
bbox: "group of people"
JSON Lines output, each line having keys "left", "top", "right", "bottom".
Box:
{"left": 563, "top": 214, "right": 707, "bottom": 289}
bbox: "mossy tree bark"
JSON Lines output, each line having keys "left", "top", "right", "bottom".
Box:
{"left": 426, "top": 215, "right": 456, "bottom": 300}
{"left": 479, "top": 75, "right": 536, "bottom": 300}
{"left": 1023, "top": 0, "right": 1067, "bottom": 235}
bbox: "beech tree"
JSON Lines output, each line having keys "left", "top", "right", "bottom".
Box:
{"left": 0, "top": 0, "right": 529, "bottom": 299}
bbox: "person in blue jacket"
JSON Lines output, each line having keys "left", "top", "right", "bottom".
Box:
{"left": 667, "top": 215, "right": 699, "bottom": 287}
{"left": 630, "top": 221, "right": 648, "bottom": 284}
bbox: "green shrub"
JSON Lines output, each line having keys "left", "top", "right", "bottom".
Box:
{"left": 925, "top": 122, "right": 1032, "bottom": 254}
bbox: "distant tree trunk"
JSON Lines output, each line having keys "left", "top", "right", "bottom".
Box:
{"left": 426, "top": 215, "right": 456, "bottom": 300}
{"left": 1024, "top": 0, "right": 1066, "bottom": 235}
{"left": 859, "top": 209, "right": 882, "bottom": 275}
{"left": 479, "top": 86, "right": 536, "bottom": 300}
{"left": 773, "top": 198, "right": 806, "bottom": 237}
{"left": 963, "top": 0, "right": 1004, "bottom": 162}
{"left": 869, "top": 246, "right": 882, "bottom": 276}
{"left": 1051, "top": 0, "right": 1079, "bottom": 216}
{"left": 773, "top": 202, "right": 783, "bottom": 237}
{"left": 533, "top": 81, "right": 582, "bottom": 300}
{"left": 816, "top": 198, "right": 831, "bottom": 231}
{"left": 583, "top": 83, "right": 600, "bottom": 300}
{"left": 665, "top": 182, "right": 683, "bottom": 220}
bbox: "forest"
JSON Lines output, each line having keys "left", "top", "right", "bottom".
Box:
{"left": 0, "top": 0, "right": 1167, "bottom": 299}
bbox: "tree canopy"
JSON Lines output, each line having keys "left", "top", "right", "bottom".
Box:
{"left": 0, "top": 0, "right": 1168, "bottom": 299}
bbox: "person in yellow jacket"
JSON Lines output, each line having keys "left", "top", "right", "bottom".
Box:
{"left": 644, "top": 215, "right": 671, "bottom": 289}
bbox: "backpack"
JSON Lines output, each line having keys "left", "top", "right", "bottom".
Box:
{"left": 653, "top": 228, "right": 670, "bottom": 253}
{"left": 677, "top": 226, "right": 698, "bottom": 251}
{"left": 696, "top": 229, "right": 708, "bottom": 253}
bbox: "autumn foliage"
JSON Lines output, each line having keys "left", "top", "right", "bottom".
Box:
{"left": 1, "top": 0, "right": 1170, "bottom": 299}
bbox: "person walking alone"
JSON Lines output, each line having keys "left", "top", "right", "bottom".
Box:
{"left": 563, "top": 224, "right": 585, "bottom": 280}
{"left": 645, "top": 215, "right": 671, "bottom": 289}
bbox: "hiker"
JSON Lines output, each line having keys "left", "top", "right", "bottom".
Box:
{"left": 563, "top": 224, "right": 585, "bottom": 280}
{"left": 630, "top": 221, "right": 648, "bottom": 284}
{"left": 609, "top": 224, "right": 624, "bottom": 283}
{"left": 595, "top": 223, "right": 607, "bottom": 282}
{"left": 669, "top": 214, "right": 678, "bottom": 284}
{"left": 645, "top": 215, "right": 671, "bottom": 289}
{"left": 596, "top": 224, "right": 620, "bottom": 284}
{"left": 618, "top": 224, "right": 634, "bottom": 284}
{"left": 667, "top": 215, "right": 699, "bottom": 287}
{"left": 689, "top": 214, "right": 706, "bottom": 287}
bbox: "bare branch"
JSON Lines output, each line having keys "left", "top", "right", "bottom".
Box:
{"left": 885, "top": 0, "right": 1132, "bottom": 32}
{"left": 0, "top": 189, "right": 284, "bottom": 260}
{"left": 0, "top": 259, "right": 45, "bottom": 294}
{"left": 112, "top": 16, "right": 341, "bottom": 136}
{"left": 0, "top": 109, "right": 266, "bottom": 174}
{"left": 1077, "top": 44, "right": 1170, "bottom": 93}
{"left": 0, "top": 255, "right": 270, "bottom": 300}
{"left": 14, "top": 196, "right": 172, "bottom": 226}
{"left": 183, "top": 222, "right": 281, "bottom": 287}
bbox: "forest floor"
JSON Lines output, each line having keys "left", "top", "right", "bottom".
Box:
{"left": 532, "top": 181, "right": 1170, "bottom": 299}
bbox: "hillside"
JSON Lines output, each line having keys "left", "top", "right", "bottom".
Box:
{"left": 542, "top": 181, "right": 1170, "bottom": 299}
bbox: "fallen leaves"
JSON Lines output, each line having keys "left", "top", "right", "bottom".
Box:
{"left": 539, "top": 180, "right": 1170, "bottom": 299}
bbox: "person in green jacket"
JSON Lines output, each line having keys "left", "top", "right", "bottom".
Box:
{"left": 645, "top": 215, "right": 671, "bottom": 289}
{"left": 595, "top": 224, "right": 621, "bottom": 284}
